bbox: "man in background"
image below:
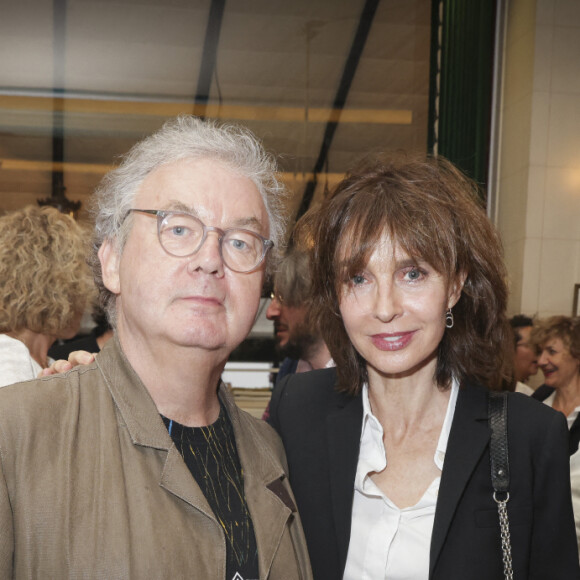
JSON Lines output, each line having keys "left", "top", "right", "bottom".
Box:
{"left": 263, "top": 247, "right": 332, "bottom": 420}
{"left": 511, "top": 314, "right": 538, "bottom": 394}
{"left": 267, "top": 248, "right": 332, "bottom": 379}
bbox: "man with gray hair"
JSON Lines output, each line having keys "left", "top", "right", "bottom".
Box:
{"left": 0, "top": 116, "right": 311, "bottom": 579}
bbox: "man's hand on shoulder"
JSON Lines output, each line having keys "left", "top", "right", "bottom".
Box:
{"left": 40, "top": 350, "right": 96, "bottom": 377}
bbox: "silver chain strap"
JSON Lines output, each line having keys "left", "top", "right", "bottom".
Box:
{"left": 494, "top": 491, "right": 514, "bottom": 580}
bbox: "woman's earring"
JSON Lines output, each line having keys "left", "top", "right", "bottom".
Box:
{"left": 445, "top": 308, "right": 454, "bottom": 329}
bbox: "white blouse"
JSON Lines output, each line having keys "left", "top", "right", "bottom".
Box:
{"left": 541, "top": 392, "right": 580, "bottom": 557}
{"left": 0, "top": 334, "right": 43, "bottom": 388}
{"left": 343, "top": 380, "right": 459, "bottom": 580}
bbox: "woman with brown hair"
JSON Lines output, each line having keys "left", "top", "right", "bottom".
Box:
{"left": 0, "top": 205, "right": 94, "bottom": 386}
{"left": 269, "top": 154, "right": 579, "bottom": 579}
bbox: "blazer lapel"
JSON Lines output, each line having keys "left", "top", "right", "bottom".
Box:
{"left": 245, "top": 471, "right": 299, "bottom": 579}
{"left": 429, "top": 383, "right": 489, "bottom": 577}
{"left": 569, "top": 415, "right": 580, "bottom": 455}
{"left": 326, "top": 392, "right": 363, "bottom": 573}
{"left": 159, "top": 446, "right": 216, "bottom": 517}
{"left": 220, "top": 386, "right": 297, "bottom": 579}
{"left": 98, "top": 338, "right": 217, "bottom": 518}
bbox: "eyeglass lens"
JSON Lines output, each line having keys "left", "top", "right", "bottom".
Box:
{"left": 159, "top": 213, "right": 265, "bottom": 272}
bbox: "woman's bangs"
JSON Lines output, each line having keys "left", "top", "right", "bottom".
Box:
{"left": 334, "top": 203, "right": 386, "bottom": 281}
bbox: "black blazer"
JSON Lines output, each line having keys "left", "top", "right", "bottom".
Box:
{"left": 533, "top": 384, "right": 580, "bottom": 456}
{"left": 269, "top": 368, "right": 580, "bottom": 580}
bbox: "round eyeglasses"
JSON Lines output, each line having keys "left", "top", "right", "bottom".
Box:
{"left": 270, "top": 291, "right": 285, "bottom": 305}
{"left": 126, "top": 209, "right": 274, "bottom": 273}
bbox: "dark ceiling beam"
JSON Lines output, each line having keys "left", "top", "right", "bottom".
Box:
{"left": 38, "top": 0, "right": 81, "bottom": 215}
{"left": 52, "top": 0, "right": 66, "bottom": 195}
{"left": 295, "top": 0, "right": 380, "bottom": 221}
{"left": 195, "top": 0, "right": 227, "bottom": 118}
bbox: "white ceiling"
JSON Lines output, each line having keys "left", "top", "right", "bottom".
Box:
{"left": 0, "top": 0, "right": 431, "bottom": 228}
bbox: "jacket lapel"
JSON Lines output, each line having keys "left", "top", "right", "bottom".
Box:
{"left": 100, "top": 340, "right": 304, "bottom": 576}
{"left": 326, "top": 392, "right": 363, "bottom": 573}
{"left": 97, "top": 338, "right": 217, "bottom": 517}
{"left": 221, "top": 386, "right": 298, "bottom": 579}
{"left": 568, "top": 415, "right": 580, "bottom": 455}
{"left": 159, "top": 447, "right": 216, "bottom": 517}
{"left": 429, "top": 382, "right": 489, "bottom": 577}
{"left": 244, "top": 471, "right": 299, "bottom": 579}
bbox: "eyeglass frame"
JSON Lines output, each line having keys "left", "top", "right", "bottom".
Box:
{"left": 124, "top": 208, "right": 274, "bottom": 273}
{"left": 270, "top": 290, "right": 285, "bottom": 304}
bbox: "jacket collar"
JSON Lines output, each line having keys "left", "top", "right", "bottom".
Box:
{"left": 222, "top": 389, "right": 301, "bottom": 577}
{"left": 96, "top": 336, "right": 172, "bottom": 449}
{"left": 429, "top": 380, "right": 490, "bottom": 577}
{"left": 325, "top": 387, "right": 364, "bottom": 574}
{"left": 96, "top": 337, "right": 296, "bottom": 577}
{"left": 321, "top": 377, "right": 491, "bottom": 578}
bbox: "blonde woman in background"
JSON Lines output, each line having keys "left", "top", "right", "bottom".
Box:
{"left": 532, "top": 316, "right": 580, "bottom": 554}
{"left": 0, "top": 205, "right": 94, "bottom": 386}
{"left": 532, "top": 317, "right": 580, "bottom": 422}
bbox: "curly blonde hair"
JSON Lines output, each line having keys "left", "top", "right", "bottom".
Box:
{"left": 0, "top": 205, "right": 94, "bottom": 336}
{"left": 531, "top": 316, "right": 580, "bottom": 362}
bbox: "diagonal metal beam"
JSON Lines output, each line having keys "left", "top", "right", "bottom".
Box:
{"left": 195, "top": 0, "right": 227, "bottom": 118}
{"left": 295, "top": 0, "right": 381, "bottom": 221}
{"left": 52, "top": 0, "right": 66, "bottom": 195}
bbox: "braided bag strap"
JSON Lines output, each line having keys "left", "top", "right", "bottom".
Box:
{"left": 488, "top": 391, "right": 513, "bottom": 580}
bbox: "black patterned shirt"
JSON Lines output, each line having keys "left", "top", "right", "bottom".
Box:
{"left": 162, "top": 405, "right": 259, "bottom": 580}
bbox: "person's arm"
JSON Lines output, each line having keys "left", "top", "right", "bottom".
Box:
{"left": 530, "top": 410, "right": 580, "bottom": 578}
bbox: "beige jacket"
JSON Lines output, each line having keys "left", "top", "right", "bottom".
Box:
{"left": 0, "top": 338, "right": 312, "bottom": 579}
